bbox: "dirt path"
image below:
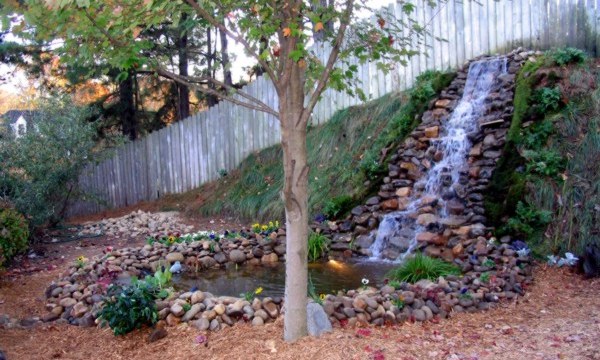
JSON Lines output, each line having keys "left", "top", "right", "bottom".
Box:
{"left": 0, "top": 213, "right": 598, "bottom": 360}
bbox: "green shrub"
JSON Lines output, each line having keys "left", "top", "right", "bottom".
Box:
{"left": 550, "top": 47, "right": 587, "bottom": 66}
{"left": 98, "top": 277, "right": 161, "bottom": 335}
{"left": 322, "top": 195, "right": 354, "bottom": 220}
{"left": 308, "top": 232, "right": 330, "bottom": 262}
{"left": 0, "top": 96, "right": 123, "bottom": 228}
{"left": 522, "top": 149, "right": 565, "bottom": 178}
{"left": 503, "top": 201, "right": 552, "bottom": 239}
{"left": 0, "top": 207, "right": 29, "bottom": 267}
{"left": 533, "top": 87, "right": 561, "bottom": 114}
{"left": 387, "top": 253, "right": 461, "bottom": 283}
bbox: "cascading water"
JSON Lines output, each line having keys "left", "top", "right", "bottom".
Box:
{"left": 369, "top": 57, "right": 508, "bottom": 261}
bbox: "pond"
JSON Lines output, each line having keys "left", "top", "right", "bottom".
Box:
{"left": 172, "top": 259, "right": 397, "bottom": 298}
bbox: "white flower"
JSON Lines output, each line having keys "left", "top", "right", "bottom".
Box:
{"left": 562, "top": 252, "right": 579, "bottom": 266}
{"left": 361, "top": 278, "right": 369, "bottom": 285}
{"left": 547, "top": 255, "right": 559, "bottom": 266}
{"left": 516, "top": 248, "right": 531, "bottom": 257}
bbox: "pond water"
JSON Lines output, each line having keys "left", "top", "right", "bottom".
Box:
{"left": 172, "top": 260, "right": 397, "bottom": 298}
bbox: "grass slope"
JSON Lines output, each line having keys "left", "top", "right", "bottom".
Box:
{"left": 485, "top": 49, "right": 599, "bottom": 256}
{"left": 184, "top": 71, "right": 454, "bottom": 223}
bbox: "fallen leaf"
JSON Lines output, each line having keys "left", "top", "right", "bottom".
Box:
{"left": 283, "top": 27, "right": 291, "bottom": 37}
{"left": 314, "top": 22, "right": 324, "bottom": 32}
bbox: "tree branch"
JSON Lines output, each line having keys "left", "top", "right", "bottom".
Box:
{"left": 185, "top": 0, "right": 281, "bottom": 93}
{"left": 299, "top": 0, "right": 354, "bottom": 126}
{"left": 157, "top": 67, "right": 279, "bottom": 117}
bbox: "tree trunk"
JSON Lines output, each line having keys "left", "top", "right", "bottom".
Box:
{"left": 206, "top": 28, "right": 218, "bottom": 107}
{"left": 280, "top": 64, "right": 309, "bottom": 342}
{"left": 219, "top": 25, "right": 233, "bottom": 87}
{"left": 119, "top": 71, "right": 137, "bottom": 140}
{"left": 177, "top": 14, "right": 190, "bottom": 120}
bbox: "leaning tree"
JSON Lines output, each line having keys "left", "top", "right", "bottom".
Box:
{"left": 11, "top": 0, "right": 438, "bottom": 341}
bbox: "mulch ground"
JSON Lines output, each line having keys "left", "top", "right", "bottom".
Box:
{"left": 1, "top": 212, "right": 599, "bottom": 360}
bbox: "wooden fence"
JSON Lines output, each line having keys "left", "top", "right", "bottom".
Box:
{"left": 67, "top": 0, "right": 599, "bottom": 217}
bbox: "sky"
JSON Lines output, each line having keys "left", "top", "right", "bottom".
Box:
{"left": 0, "top": 0, "right": 395, "bottom": 97}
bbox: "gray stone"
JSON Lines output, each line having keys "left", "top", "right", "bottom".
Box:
{"left": 307, "top": 302, "right": 332, "bottom": 337}
{"left": 413, "top": 309, "right": 426, "bottom": 321}
{"left": 192, "top": 318, "right": 210, "bottom": 331}
{"left": 214, "top": 252, "right": 228, "bottom": 264}
{"left": 77, "top": 313, "right": 96, "bottom": 327}
{"left": 182, "top": 304, "right": 203, "bottom": 322}
{"left": 355, "top": 235, "right": 375, "bottom": 249}
{"left": 170, "top": 303, "right": 185, "bottom": 317}
{"left": 209, "top": 319, "right": 220, "bottom": 331}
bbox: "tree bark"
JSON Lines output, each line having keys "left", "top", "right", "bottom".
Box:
{"left": 119, "top": 71, "right": 137, "bottom": 140}
{"left": 206, "top": 28, "right": 218, "bottom": 107}
{"left": 177, "top": 14, "right": 190, "bottom": 120}
{"left": 280, "top": 63, "right": 309, "bottom": 342}
{"left": 219, "top": 25, "right": 233, "bottom": 87}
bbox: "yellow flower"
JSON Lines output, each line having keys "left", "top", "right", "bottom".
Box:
{"left": 261, "top": 225, "right": 268, "bottom": 231}
{"left": 268, "top": 221, "right": 274, "bottom": 228}
{"left": 252, "top": 223, "right": 260, "bottom": 229}
{"left": 168, "top": 236, "right": 175, "bottom": 243}
{"left": 77, "top": 255, "right": 87, "bottom": 262}
{"left": 255, "top": 287, "right": 263, "bottom": 295}
{"left": 319, "top": 294, "right": 326, "bottom": 300}
{"left": 275, "top": 221, "right": 280, "bottom": 228}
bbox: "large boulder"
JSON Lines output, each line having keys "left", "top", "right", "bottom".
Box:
{"left": 307, "top": 302, "right": 332, "bottom": 337}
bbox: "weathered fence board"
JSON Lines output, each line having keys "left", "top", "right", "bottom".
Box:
{"left": 68, "top": 0, "right": 600, "bottom": 217}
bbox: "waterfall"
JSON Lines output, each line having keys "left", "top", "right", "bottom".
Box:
{"left": 369, "top": 57, "right": 508, "bottom": 261}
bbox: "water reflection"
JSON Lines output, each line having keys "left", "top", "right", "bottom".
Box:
{"left": 172, "top": 260, "right": 396, "bottom": 298}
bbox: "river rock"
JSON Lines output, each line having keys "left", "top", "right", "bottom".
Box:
{"left": 262, "top": 301, "right": 278, "bottom": 318}
{"left": 261, "top": 253, "right": 278, "bottom": 263}
{"left": 229, "top": 249, "right": 246, "bottom": 263}
{"left": 170, "top": 303, "right": 185, "bottom": 317}
{"left": 166, "top": 252, "right": 184, "bottom": 263}
{"left": 192, "top": 318, "right": 210, "bottom": 331}
{"left": 59, "top": 298, "right": 77, "bottom": 308}
{"left": 252, "top": 316, "right": 264, "bottom": 326}
{"left": 182, "top": 304, "right": 203, "bottom": 322}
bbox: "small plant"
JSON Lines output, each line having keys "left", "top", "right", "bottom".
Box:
{"left": 308, "top": 275, "right": 324, "bottom": 305}
{"left": 359, "top": 152, "right": 384, "bottom": 180}
{"left": 240, "top": 286, "right": 263, "bottom": 301}
{"left": 98, "top": 278, "right": 160, "bottom": 335}
{"left": 0, "top": 207, "right": 29, "bottom": 267}
{"left": 75, "top": 255, "right": 88, "bottom": 268}
{"left": 387, "top": 253, "right": 461, "bottom": 283}
{"left": 533, "top": 87, "right": 562, "bottom": 114}
{"left": 482, "top": 258, "right": 496, "bottom": 268}
{"left": 182, "top": 303, "right": 191, "bottom": 312}
{"left": 392, "top": 297, "right": 405, "bottom": 309}
{"left": 550, "top": 47, "right": 586, "bottom": 66}
{"left": 308, "top": 231, "right": 330, "bottom": 261}
{"left": 388, "top": 280, "right": 401, "bottom": 290}
{"left": 322, "top": 195, "right": 354, "bottom": 220}
{"left": 479, "top": 272, "right": 490, "bottom": 283}
{"left": 218, "top": 168, "right": 228, "bottom": 178}
{"left": 145, "top": 266, "right": 172, "bottom": 293}
{"left": 458, "top": 289, "right": 473, "bottom": 300}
